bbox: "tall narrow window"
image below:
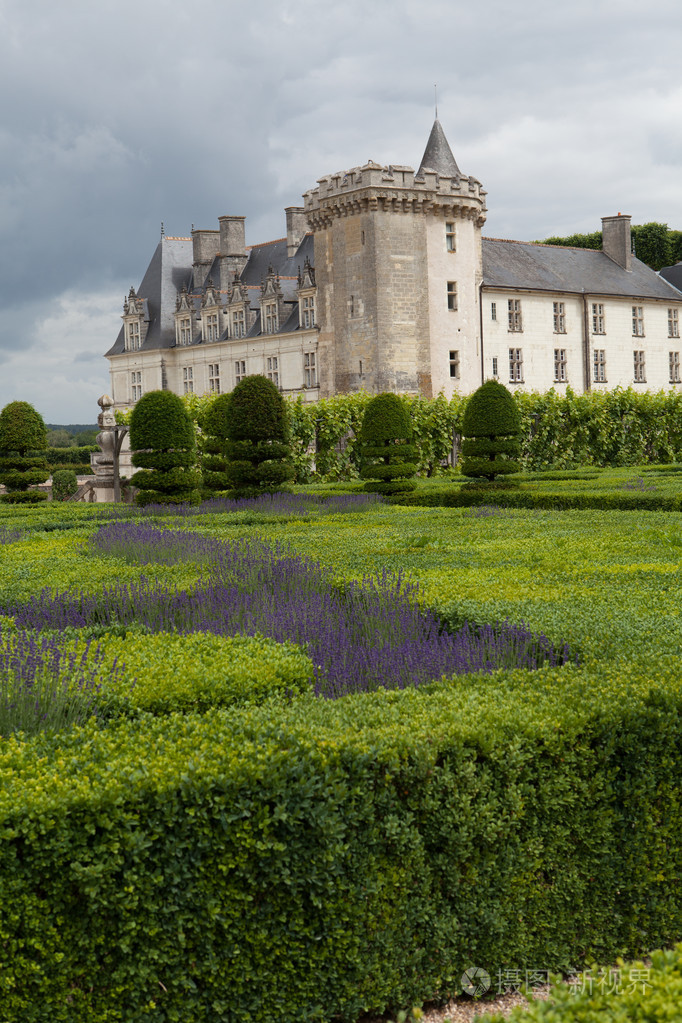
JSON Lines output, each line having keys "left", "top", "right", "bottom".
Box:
{"left": 669, "top": 351, "right": 680, "bottom": 383}
{"left": 235, "top": 360, "right": 246, "bottom": 384}
{"left": 593, "top": 349, "right": 606, "bottom": 382}
{"left": 633, "top": 350, "right": 646, "bottom": 382}
{"left": 179, "top": 318, "right": 191, "bottom": 346}
{"left": 592, "top": 303, "right": 605, "bottom": 334}
{"left": 304, "top": 352, "right": 317, "bottom": 388}
{"left": 266, "top": 356, "right": 279, "bottom": 387}
{"left": 632, "top": 306, "right": 645, "bottom": 337}
{"left": 264, "top": 302, "right": 278, "bottom": 334}
{"left": 669, "top": 308, "right": 680, "bottom": 338}
{"left": 554, "top": 348, "right": 567, "bottom": 382}
{"left": 447, "top": 281, "right": 458, "bottom": 311}
{"left": 183, "top": 366, "right": 194, "bottom": 394}
{"left": 508, "top": 299, "right": 522, "bottom": 332}
{"left": 449, "top": 350, "right": 460, "bottom": 379}
{"left": 445, "top": 222, "right": 456, "bottom": 252}
{"left": 509, "top": 347, "right": 523, "bottom": 382}
{"left": 301, "top": 296, "right": 316, "bottom": 328}
{"left": 205, "top": 313, "right": 219, "bottom": 341}
{"left": 232, "top": 309, "right": 245, "bottom": 339}
{"left": 492, "top": 356, "right": 498, "bottom": 377}
{"left": 131, "top": 371, "right": 142, "bottom": 401}
{"left": 209, "top": 364, "right": 220, "bottom": 394}
{"left": 491, "top": 302, "right": 497, "bottom": 321}
{"left": 553, "top": 302, "right": 566, "bottom": 333}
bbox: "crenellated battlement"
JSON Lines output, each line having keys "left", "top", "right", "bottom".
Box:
{"left": 303, "top": 159, "right": 487, "bottom": 229}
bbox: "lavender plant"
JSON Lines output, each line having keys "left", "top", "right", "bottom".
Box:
{"left": 6, "top": 524, "right": 574, "bottom": 700}
{"left": 0, "top": 626, "right": 122, "bottom": 737}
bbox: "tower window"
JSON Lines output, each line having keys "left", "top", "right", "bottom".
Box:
{"left": 492, "top": 357, "right": 498, "bottom": 377}
{"left": 449, "top": 350, "right": 460, "bottom": 379}
{"left": 447, "top": 281, "right": 458, "bottom": 311}
{"left": 446, "top": 223, "right": 456, "bottom": 252}
{"left": 491, "top": 302, "right": 497, "bottom": 321}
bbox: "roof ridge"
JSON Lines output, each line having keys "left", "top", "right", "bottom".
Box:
{"left": 246, "top": 237, "right": 287, "bottom": 250}
{"left": 483, "top": 236, "right": 604, "bottom": 253}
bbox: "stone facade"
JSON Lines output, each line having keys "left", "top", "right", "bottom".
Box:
{"left": 106, "top": 120, "right": 682, "bottom": 412}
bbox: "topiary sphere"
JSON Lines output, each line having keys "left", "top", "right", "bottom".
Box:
{"left": 225, "top": 375, "right": 289, "bottom": 443}
{"left": 0, "top": 401, "right": 47, "bottom": 455}
{"left": 461, "top": 380, "right": 520, "bottom": 438}
{"left": 129, "top": 391, "right": 195, "bottom": 452}
{"left": 360, "top": 393, "right": 412, "bottom": 443}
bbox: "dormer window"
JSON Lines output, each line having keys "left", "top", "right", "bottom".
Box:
{"left": 205, "top": 312, "right": 219, "bottom": 341}
{"left": 232, "top": 309, "right": 246, "bottom": 338}
{"left": 264, "top": 301, "right": 278, "bottom": 334}
{"left": 301, "top": 295, "right": 316, "bottom": 328}
{"left": 178, "top": 318, "right": 192, "bottom": 346}
{"left": 126, "top": 321, "right": 141, "bottom": 351}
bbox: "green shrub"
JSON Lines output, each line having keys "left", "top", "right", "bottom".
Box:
{"left": 359, "top": 393, "right": 417, "bottom": 495}
{"left": 461, "top": 380, "right": 521, "bottom": 480}
{"left": 51, "top": 469, "right": 78, "bottom": 502}
{"left": 130, "top": 391, "right": 201, "bottom": 506}
{"left": 223, "top": 376, "right": 294, "bottom": 498}
{"left": 0, "top": 401, "right": 49, "bottom": 496}
{"left": 201, "top": 393, "right": 233, "bottom": 497}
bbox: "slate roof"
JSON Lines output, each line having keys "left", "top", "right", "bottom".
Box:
{"left": 417, "top": 118, "right": 462, "bottom": 179}
{"left": 659, "top": 263, "right": 682, "bottom": 294}
{"left": 482, "top": 238, "right": 682, "bottom": 301}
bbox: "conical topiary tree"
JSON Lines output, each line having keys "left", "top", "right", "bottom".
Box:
{"left": 358, "top": 393, "right": 418, "bottom": 495}
{"left": 201, "top": 392, "right": 232, "bottom": 498}
{"left": 223, "top": 375, "right": 294, "bottom": 498}
{"left": 129, "top": 390, "right": 201, "bottom": 505}
{"left": 460, "top": 380, "right": 521, "bottom": 482}
{"left": 0, "top": 401, "right": 49, "bottom": 503}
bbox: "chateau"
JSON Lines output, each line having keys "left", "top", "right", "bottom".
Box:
{"left": 106, "top": 120, "right": 682, "bottom": 408}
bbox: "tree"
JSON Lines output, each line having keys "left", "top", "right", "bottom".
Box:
{"left": 201, "top": 393, "right": 233, "bottom": 498}
{"left": 0, "top": 401, "right": 49, "bottom": 503}
{"left": 129, "top": 391, "right": 201, "bottom": 506}
{"left": 223, "top": 375, "right": 294, "bottom": 498}
{"left": 460, "top": 380, "right": 521, "bottom": 482}
{"left": 358, "top": 393, "right": 418, "bottom": 495}
{"left": 631, "top": 223, "right": 673, "bottom": 272}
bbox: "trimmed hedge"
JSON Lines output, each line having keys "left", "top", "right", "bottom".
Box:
{"left": 391, "top": 487, "right": 682, "bottom": 513}
{"left": 359, "top": 393, "right": 417, "bottom": 495}
{"left": 461, "top": 381, "right": 521, "bottom": 480}
{"left": 223, "top": 376, "right": 294, "bottom": 498}
{"left": 130, "top": 391, "right": 201, "bottom": 506}
{"left": 0, "top": 667, "right": 680, "bottom": 1022}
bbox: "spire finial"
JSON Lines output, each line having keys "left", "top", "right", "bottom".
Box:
{"left": 434, "top": 83, "right": 438, "bottom": 119}
{"left": 160, "top": 221, "right": 165, "bottom": 237}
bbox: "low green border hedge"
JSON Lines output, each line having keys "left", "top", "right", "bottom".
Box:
{"left": 390, "top": 488, "right": 682, "bottom": 512}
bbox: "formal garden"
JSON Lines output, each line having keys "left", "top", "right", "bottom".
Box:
{"left": 0, "top": 382, "right": 681, "bottom": 1021}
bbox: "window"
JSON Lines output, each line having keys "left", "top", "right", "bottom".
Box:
{"left": 669, "top": 351, "right": 680, "bottom": 383}
{"left": 304, "top": 352, "right": 317, "bottom": 388}
{"left": 592, "top": 303, "right": 605, "bottom": 335}
{"left": 301, "top": 295, "right": 316, "bottom": 328}
{"left": 179, "top": 317, "right": 191, "bottom": 346}
{"left": 449, "top": 350, "right": 460, "bottom": 379}
{"left": 183, "top": 366, "right": 193, "bottom": 394}
{"left": 267, "top": 356, "right": 279, "bottom": 387}
{"left": 205, "top": 313, "right": 219, "bottom": 342}
{"left": 509, "top": 347, "right": 523, "bottom": 382}
{"left": 633, "top": 350, "right": 646, "bottom": 382}
{"left": 491, "top": 302, "right": 497, "bottom": 321}
{"left": 669, "top": 308, "right": 680, "bottom": 338}
{"left": 447, "top": 282, "right": 458, "bottom": 311}
{"left": 445, "top": 222, "right": 456, "bottom": 252}
{"left": 632, "top": 306, "right": 645, "bottom": 337}
{"left": 232, "top": 309, "right": 246, "bottom": 339}
{"left": 264, "top": 302, "right": 278, "bottom": 334}
{"left": 235, "top": 360, "right": 246, "bottom": 384}
{"left": 508, "top": 299, "right": 522, "bottom": 332}
{"left": 593, "top": 349, "right": 606, "bottom": 383}
{"left": 131, "top": 371, "right": 142, "bottom": 402}
{"left": 209, "top": 364, "right": 220, "bottom": 394}
{"left": 554, "top": 348, "right": 567, "bottom": 382}
{"left": 126, "top": 321, "right": 141, "bottom": 351}
{"left": 492, "top": 356, "right": 498, "bottom": 378}
{"left": 553, "top": 302, "right": 566, "bottom": 334}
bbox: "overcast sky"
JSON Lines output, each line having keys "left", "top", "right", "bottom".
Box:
{"left": 1, "top": 0, "right": 682, "bottom": 423}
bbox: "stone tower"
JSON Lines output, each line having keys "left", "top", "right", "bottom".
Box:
{"left": 303, "top": 120, "right": 487, "bottom": 398}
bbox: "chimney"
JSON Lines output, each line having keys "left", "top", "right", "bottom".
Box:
{"left": 285, "top": 207, "right": 308, "bottom": 258}
{"left": 191, "top": 229, "right": 220, "bottom": 290}
{"left": 219, "top": 215, "right": 248, "bottom": 277}
{"left": 601, "top": 213, "right": 632, "bottom": 271}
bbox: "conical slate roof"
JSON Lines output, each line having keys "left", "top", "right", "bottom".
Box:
{"left": 417, "top": 119, "right": 462, "bottom": 178}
